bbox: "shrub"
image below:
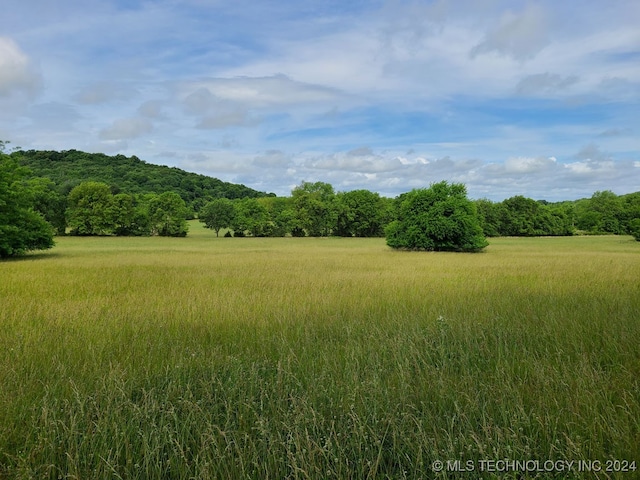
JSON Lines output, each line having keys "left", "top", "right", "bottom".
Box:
{"left": 386, "top": 181, "right": 488, "bottom": 252}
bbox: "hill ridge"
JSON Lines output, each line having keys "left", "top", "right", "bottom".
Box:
{"left": 14, "top": 149, "right": 271, "bottom": 210}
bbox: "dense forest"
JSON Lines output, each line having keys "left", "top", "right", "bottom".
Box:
{"left": 14, "top": 149, "right": 270, "bottom": 211}
{"left": 478, "top": 192, "right": 640, "bottom": 238}
{"left": 4, "top": 148, "right": 640, "bottom": 242}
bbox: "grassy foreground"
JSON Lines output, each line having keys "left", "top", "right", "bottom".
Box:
{"left": 1, "top": 223, "right": 639, "bottom": 479}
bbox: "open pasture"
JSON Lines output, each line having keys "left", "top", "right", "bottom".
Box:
{"left": 1, "top": 223, "right": 639, "bottom": 479}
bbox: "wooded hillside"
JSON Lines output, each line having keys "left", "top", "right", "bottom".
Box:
{"left": 14, "top": 149, "right": 270, "bottom": 211}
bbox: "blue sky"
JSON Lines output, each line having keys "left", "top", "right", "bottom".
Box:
{"left": 1, "top": 0, "right": 639, "bottom": 200}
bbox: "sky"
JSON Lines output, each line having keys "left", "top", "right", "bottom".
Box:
{"left": 1, "top": 0, "right": 639, "bottom": 200}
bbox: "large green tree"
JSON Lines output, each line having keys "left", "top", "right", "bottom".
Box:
{"left": 231, "top": 198, "right": 268, "bottom": 237}
{"left": 291, "top": 181, "right": 337, "bottom": 236}
{"left": 385, "top": 181, "right": 488, "bottom": 252}
{"left": 574, "top": 190, "right": 628, "bottom": 234}
{"left": 257, "top": 196, "right": 297, "bottom": 237}
{"left": 0, "top": 151, "right": 55, "bottom": 258}
{"left": 147, "top": 192, "right": 189, "bottom": 237}
{"left": 26, "top": 177, "right": 67, "bottom": 235}
{"left": 67, "top": 181, "right": 114, "bottom": 235}
{"left": 621, "top": 192, "right": 640, "bottom": 235}
{"left": 475, "top": 198, "right": 503, "bottom": 237}
{"left": 335, "top": 189, "right": 390, "bottom": 237}
{"left": 589, "top": 190, "right": 623, "bottom": 234}
{"left": 500, "top": 196, "right": 540, "bottom": 236}
{"left": 199, "top": 198, "right": 236, "bottom": 236}
{"left": 109, "top": 193, "right": 151, "bottom": 236}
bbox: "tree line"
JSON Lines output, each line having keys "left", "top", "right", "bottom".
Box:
{"left": 199, "top": 183, "right": 640, "bottom": 240}
{"left": 199, "top": 181, "right": 394, "bottom": 238}
{"left": 12, "top": 147, "right": 640, "bottom": 240}
{"left": 476, "top": 192, "right": 640, "bottom": 237}
{"left": 2, "top": 144, "right": 640, "bottom": 258}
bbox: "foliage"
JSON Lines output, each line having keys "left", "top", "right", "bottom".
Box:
{"left": 386, "top": 181, "right": 488, "bottom": 252}
{"left": 621, "top": 192, "right": 640, "bottom": 234}
{"left": 147, "top": 192, "right": 189, "bottom": 237}
{"left": 476, "top": 197, "right": 574, "bottom": 237}
{"left": 8, "top": 146, "right": 640, "bottom": 241}
{"left": 25, "top": 177, "right": 67, "bottom": 235}
{"left": 629, "top": 218, "right": 640, "bottom": 241}
{"left": 570, "top": 190, "right": 640, "bottom": 236}
{"left": 109, "top": 193, "right": 152, "bottom": 236}
{"left": 589, "top": 190, "right": 623, "bottom": 234}
{"left": 67, "top": 182, "right": 115, "bottom": 235}
{"left": 66, "top": 182, "right": 189, "bottom": 237}
{"left": 231, "top": 198, "right": 269, "bottom": 237}
{"left": 0, "top": 153, "right": 55, "bottom": 257}
{"left": 334, "top": 189, "right": 391, "bottom": 237}
{"left": 199, "top": 198, "right": 236, "bottom": 236}
{"left": 0, "top": 209, "right": 55, "bottom": 258}
{"left": 257, "top": 197, "right": 297, "bottom": 237}
{"left": 14, "top": 149, "right": 270, "bottom": 212}
{"left": 500, "top": 196, "right": 541, "bottom": 236}
{"left": 474, "top": 198, "right": 502, "bottom": 237}
{"left": 502, "top": 196, "right": 574, "bottom": 236}
{"left": 475, "top": 190, "right": 640, "bottom": 238}
{"left": 291, "top": 181, "right": 337, "bottom": 236}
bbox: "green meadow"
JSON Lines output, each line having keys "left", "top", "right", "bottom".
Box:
{"left": 1, "top": 222, "right": 639, "bottom": 479}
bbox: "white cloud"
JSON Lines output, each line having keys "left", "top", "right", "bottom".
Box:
{"left": 138, "top": 100, "right": 164, "bottom": 118}
{"left": 563, "top": 162, "right": 593, "bottom": 175}
{"left": 0, "top": 37, "right": 42, "bottom": 97}
{"left": 181, "top": 75, "right": 345, "bottom": 110}
{"left": 180, "top": 150, "right": 256, "bottom": 175}
{"left": 598, "top": 128, "right": 630, "bottom": 138}
{"left": 27, "top": 102, "right": 81, "bottom": 130}
{"left": 470, "top": 5, "right": 551, "bottom": 60}
{"left": 74, "top": 81, "right": 137, "bottom": 105}
{"left": 252, "top": 150, "right": 291, "bottom": 168}
{"left": 98, "top": 139, "right": 130, "bottom": 153}
{"left": 563, "top": 160, "right": 616, "bottom": 177}
{"left": 574, "top": 143, "right": 611, "bottom": 162}
{"left": 180, "top": 87, "right": 255, "bottom": 129}
{"left": 304, "top": 151, "right": 403, "bottom": 174}
{"left": 516, "top": 73, "right": 579, "bottom": 96}
{"left": 99, "top": 117, "right": 153, "bottom": 140}
{"left": 177, "top": 75, "right": 351, "bottom": 130}
{"left": 219, "top": 28, "right": 385, "bottom": 95}
{"left": 504, "top": 156, "right": 557, "bottom": 174}
{"left": 347, "top": 146, "right": 374, "bottom": 157}
{"left": 597, "top": 76, "right": 639, "bottom": 101}
{"left": 198, "top": 111, "right": 258, "bottom": 130}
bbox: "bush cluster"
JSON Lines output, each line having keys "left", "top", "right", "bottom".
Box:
{"left": 66, "top": 182, "right": 189, "bottom": 237}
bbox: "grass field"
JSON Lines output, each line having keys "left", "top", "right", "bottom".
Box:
{"left": 1, "top": 222, "right": 639, "bottom": 479}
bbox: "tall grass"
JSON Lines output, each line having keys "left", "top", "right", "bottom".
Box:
{"left": 1, "top": 224, "right": 639, "bottom": 478}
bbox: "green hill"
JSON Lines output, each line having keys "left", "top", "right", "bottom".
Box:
{"left": 14, "top": 149, "right": 271, "bottom": 210}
